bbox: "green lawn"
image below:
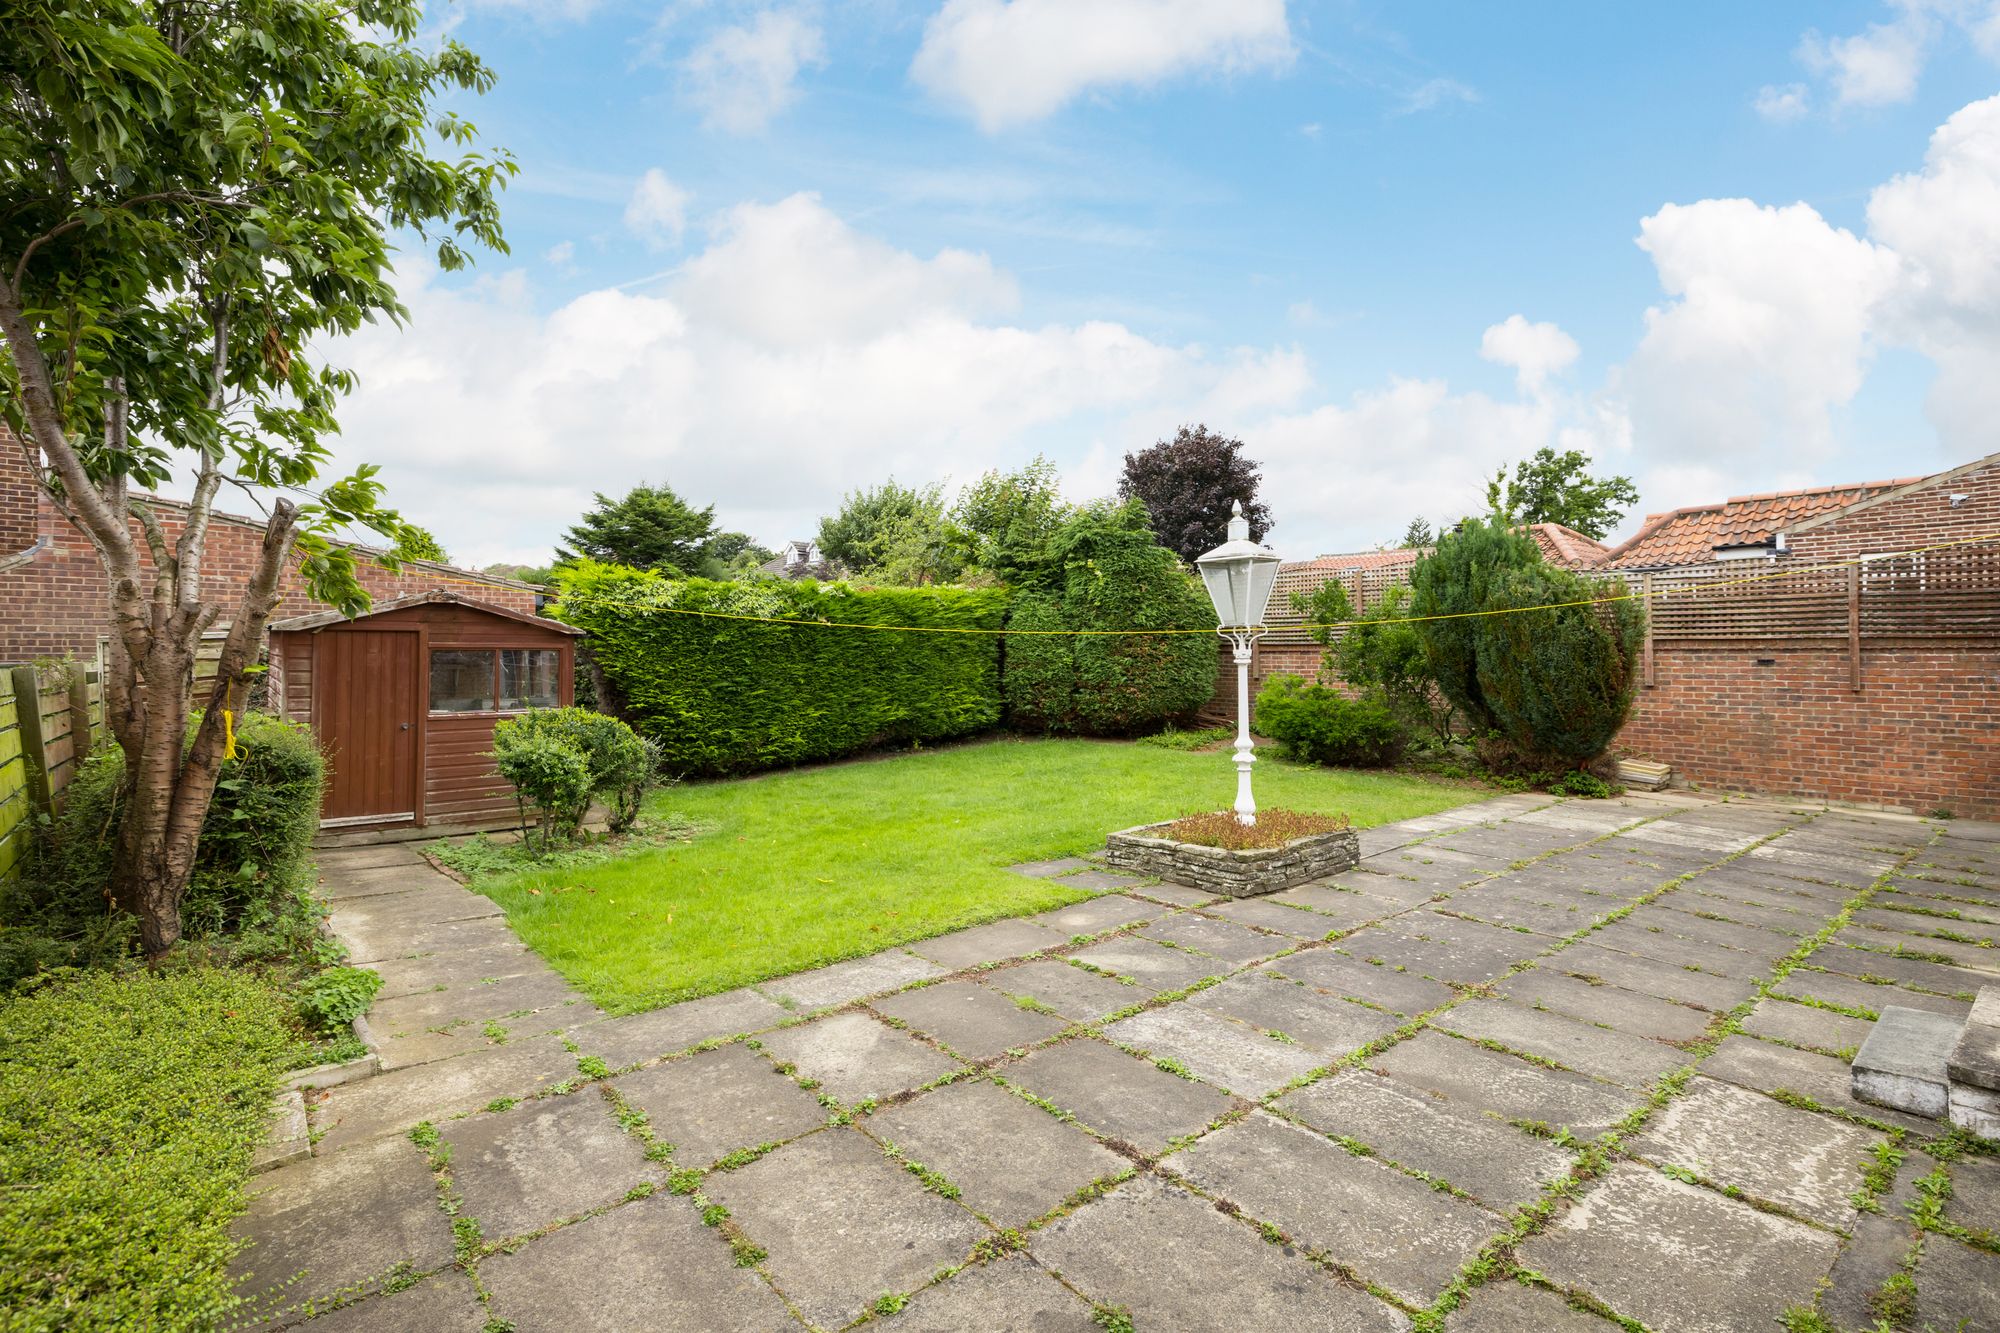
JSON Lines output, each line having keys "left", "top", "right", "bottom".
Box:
{"left": 462, "top": 737, "right": 1486, "bottom": 1013}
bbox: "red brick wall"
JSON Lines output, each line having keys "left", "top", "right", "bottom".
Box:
{"left": 1616, "top": 646, "right": 1999, "bottom": 819}
{"left": 0, "top": 423, "right": 538, "bottom": 663}
{"left": 1785, "top": 457, "right": 2000, "bottom": 564}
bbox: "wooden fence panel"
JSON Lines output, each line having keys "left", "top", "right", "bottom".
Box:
{"left": 0, "top": 679, "right": 27, "bottom": 886}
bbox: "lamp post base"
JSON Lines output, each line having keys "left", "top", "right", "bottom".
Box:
{"left": 1232, "top": 640, "right": 1256, "bottom": 826}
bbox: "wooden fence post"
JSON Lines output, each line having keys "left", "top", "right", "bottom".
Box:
{"left": 1641, "top": 574, "right": 1655, "bottom": 689}
{"left": 66, "top": 662, "right": 92, "bottom": 766}
{"left": 8, "top": 666, "right": 52, "bottom": 820}
{"left": 1847, "top": 564, "right": 1862, "bottom": 694}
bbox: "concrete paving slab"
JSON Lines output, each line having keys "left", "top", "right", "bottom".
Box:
{"left": 1004, "top": 1037, "right": 1233, "bottom": 1154}
{"left": 1839, "top": 924, "right": 2000, "bottom": 971}
{"left": 1944, "top": 1153, "right": 2000, "bottom": 1238}
{"left": 443, "top": 1091, "right": 657, "bottom": 1241}
{"left": 1102, "top": 1004, "right": 1322, "bottom": 1097}
{"left": 1200, "top": 896, "right": 1340, "bottom": 939}
{"left": 1187, "top": 971, "right": 1402, "bottom": 1058}
{"left": 906, "top": 918, "right": 1064, "bottom": 969}
{"left": 1699, "top": 1035, "right": 1937, "bottom": 1134}
{"left": 1556, "top": 941, "right": 1757, "bottom": 1011}
{"left": 1370, "top": 1032, "right": 1640, "bottom": 1139}
{"left": 1811, "top": 943, "right": 1993, "bottom": 997}
{"left": 372, "top": 1010, "right": 579, "bottom": 1073}
{"left": 756, "top": 1011, "right": 962, "bottom": 1106}
{"left": 1266, "top": 948, "right": 1456, "bottom": 1016}
{"left": 1277, "top": 1068, "right": 1572, "bottom": 1211}
{"left": 1328, "top": 866, "right": 1451, "bottom": 906}
{"left": 365, "top": 940, "right": 540, "bottom": 1000}
{"left": 1497, "top": 968, "right": 1713, "bottom": 1044}
{"left": 572, "top": 987, "right": 788, "bottom": 1070}
{"left": 886, "top": 1254, "right": 1097, "bottom": 1331}
{"left": 1137, "top": 912, "right": 1294, "bottom": 965}
{"left": 1434, "top": 999, "right": 1687, "bottom": 1088}
{"left": 873, "top": 980, "right": 1069, "bottom": 1060}
{"left": 1445, "top": 885, "right": 1610, "bottom": 937}
{"left": 289, "top": 1270, "right": 486, "bottom": 1331}
{"left": 368, "top": 968, "right": 584, "bottom": 1037}
{"left": 1068, "top": 937, "right": 1226, "bottom": 990}
{"left": 1444, "top": 1279, "right": 1617, "bottom": 1332}
{"left": 313, "top": 1034, "right": 579, "bottom": 1151}
{"left": 865, "top": 1079, "right": 1128, "bottom": 1229}
{"left": 1162, "top": 1110, "right": 1496, "bottom": 1305}
{"left": 332, "top": 885, "right": 504, "bottom": 932}
{"left": 1588, "top": 920, "right": 1771, "bottom": 979}
{"left": 1262, "top": 882, "right": 1413, "bottom": 929}
{"left": 1619, "top": 902, "right": 1799, "bottom": 956}
{"left": 1023, "top": 892, "right": 1163, "bottom": 935}
{"left": 980, "top": 959, "right": 1154, "bottom": 1022}
{"left": 340, "top": 915, "right": 525, "bottom": 968}
{"left": 1631, "top": 1076, "right": 1881, "bottom": 1227}
{"left": 1773, "top": 966, "right": 1973, "bottom": 1021}
{"left": 1355, "top": 912, "right": 1551, "bottom": 984}
{"left": 1910, "top": 1233, "right": 2000, "bottom": 1333}
{"left": 609, "top": 1043, "right": 829, "bottom": 1168}
{"left": 757, "top": 950, "right": 947, "bottom": 1011}
{"left": 479, "top": 1195, "right": 794, "bottom": 1332}
{"left": 1426, "top": 823, "right": 1589, "bottom": 862}
{"left": 1362, "top": 846, "right": 1502, "bottom": 890}
{"left": 1129, "top": 880, "right": 1223, "bottom": 907}
{"left": 1007, "top": 857, "right": 1092, "bottom": 879}
{"left": 1030, "top": 1174, "right": 1408, "bottom": 1332}
{"left": 1671, "top": 890, "right": 1818, "bottom": 936}
{"left": 230, "top": 1133, "right": 454, "bottom": 1322}
{"left": 702, "top": 1127, "right": 989, "bottom": 1331}
{"left": 1519, "top": 1162, "right": 1841, "bottom": 1333}
{"left": 1062, "top": 868, "right": 1152, "bottom": 891}
{"left": 1948, "top": 990, "right": 2000, "bottom": 1090}
{"left": 1853, "top": 1005, "right": 1959, "bottom": 1117}
{"left": 1739, "top": 997, "right": 1873, "bottom": 1056}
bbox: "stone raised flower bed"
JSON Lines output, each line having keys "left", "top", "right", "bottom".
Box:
{"left": 1103, "top": 812, "right": 1359, "bottom": 898}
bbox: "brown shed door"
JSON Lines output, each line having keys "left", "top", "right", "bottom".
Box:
{"left": 318, "top": 631, "right": 420, "bottom": 823}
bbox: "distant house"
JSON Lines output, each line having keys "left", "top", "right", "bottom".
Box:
{"left": 1598, "top": 478, "right": 1928, "bottom": 572}
{"left": 759, "top": 539, "right": 838, "bottom": 581}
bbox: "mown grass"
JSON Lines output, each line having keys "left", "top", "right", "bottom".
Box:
{"left": 0, "top": 965, "right": 305, "bottom": 1331}
{"left": 459, "top": 737, "right": 1485, "bottom": 1013}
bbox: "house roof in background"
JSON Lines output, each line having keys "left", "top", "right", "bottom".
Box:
{"left": 1527, "top": 522, "right": 1609, "bottom": 567}
{"left": 270, "top": 589, "right": 582, "bottom": 634}
{"left": 1600, "top": 479, "right": 1927, "bottom": 569}
{"left": 1281, "top": 522, "right": 1607, "bottom": 576}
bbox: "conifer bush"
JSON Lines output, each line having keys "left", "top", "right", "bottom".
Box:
{"left": 1408, "top": 515, "right": 1643, "bottom": 769}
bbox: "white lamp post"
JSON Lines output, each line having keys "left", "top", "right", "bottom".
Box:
{"left": 1194, "top": 501, "right": 1281, "bottom": 825}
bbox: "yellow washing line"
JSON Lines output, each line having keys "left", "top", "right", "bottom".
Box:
{"left": 557, "top": 528, "right": 2000, "bottom": 639}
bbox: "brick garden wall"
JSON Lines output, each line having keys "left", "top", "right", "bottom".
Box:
{"left": 1617, "top": 646, "right": 1998, "bottom": 819}
{"left": 0, "top": 423, "right": 539, "bottom": 663}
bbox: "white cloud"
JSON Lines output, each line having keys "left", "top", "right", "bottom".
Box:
{"left": 680, "top": 8, "right": 827, "bottom": 134}
{"left": 1790, "top": 1, "right": 2000, "bottom": 109}
{"left": 1398, "top": 77, "right": 1479, "bottom": 116}
{"left": 1479, "top": 315, "right": 1580, "bottom": 393}
{"left": 1753, "top": 82, "right": 1811, "bottom": 122}
{"left": 543, "top": 240, "right": 578, "bottom": 273}
{"left": 1618, "top": 199, "right": 1900, "bottom": 466}
{"left": 623, "top": 169, "right": 690, "bottom": 248}
{"left": 910, "top": 0, "right": 1294, "bottom": 132}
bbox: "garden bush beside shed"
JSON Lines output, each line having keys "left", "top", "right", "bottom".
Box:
{"left": 268, "top": 591, "right": 582, "bottom": 830}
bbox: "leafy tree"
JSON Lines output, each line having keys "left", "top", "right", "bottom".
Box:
{"left": 1399, "top": 517, "right": 1436, "bottom": 549}
{"left": 558, "top": 484, "right": 717, "bottom": 573}
{"left": 0, "top": 0, "right": 512, "bottom": 957}
{"left": 1409, "top": 514, "right": 1642, "bottom": 769}
{"left": 392, "top": 525, "right": 450, "bottom": 564}
{"left": 1485, "top": 446, "right": 1639, "bottom": 540}
{"left": 698, "top": 531, "right": 777, "bottom": 581}
{"left": 1331, "top": 585, "right": 1458, "bottom": 745}
{"left": 481, "top": 562, "right": 557, "bottom": 587}
{"left": 1291, "top": 579, "right": 1355, "bottom": 648}
{"left": 817, "top": 481, "right": 942, "bottom": 566}
{"left": 952, "top": 456, "right": 1073, "bottom": 585}
{"left": 1118, "top": 425, "right": 1272, "bottom": 564}
{"left": 1003, "top": 499, "right": 1216, "bottom": 734}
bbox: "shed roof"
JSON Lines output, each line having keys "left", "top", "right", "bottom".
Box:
{"left": 269, "top": 589, "right": 582, "bottom": 635}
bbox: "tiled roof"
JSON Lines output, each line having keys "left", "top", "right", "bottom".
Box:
{"left": 1283, "top": 522, "right": 1606, "bottom": 575}
{"left": 1601, "top": 479, "right": 1927, "bottom": 570}
{"left": 1281, "top": 549, "right": 1423, "bottom": 575}
{"left": 1527, "top": 522, "right": 1609, "bottom": 568}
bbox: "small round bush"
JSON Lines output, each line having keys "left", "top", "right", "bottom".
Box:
{"left": 1252, "top": 675, "right": 1406, "bottom": 767}
{"left": 492, "top": 706, "right": 654, "bottom": 837}
{"left": 491, "top": 727, "right": 594, "bottom": 846}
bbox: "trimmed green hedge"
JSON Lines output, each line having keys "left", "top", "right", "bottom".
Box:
{"left": 0, "top": 965, "right": 303, "bottom": 1330}
{"left": 555, "top": 561, "right": 1010, "bottom": 773}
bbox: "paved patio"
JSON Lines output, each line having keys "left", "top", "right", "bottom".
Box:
{"left": 233, "top": 792, "right": 2000, "bottom": 1332}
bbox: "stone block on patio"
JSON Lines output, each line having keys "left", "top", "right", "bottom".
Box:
{"left": 1852, "top": 1005, "right": 1961, "bottom": 1119}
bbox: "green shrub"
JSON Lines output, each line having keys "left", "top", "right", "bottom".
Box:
{"left": 1549, "top": 770, "right": 1614, "bottom": 799}
{"left": 492, "top": 706, "right": 654, "bottom": 835}
{"left": 296, "top": 964, "right": 383, "bottom": 1033}
{"left": 493, "top": 728, "right": 593, "bottom": 846}
{"left": 0, "top": 965, "right": 305, "bottom": 1330}
{"left": 1330, "top": 584, "right": 1459, "bottom": 745}
{"left": 1253, "top": 675, "right": 1406, "bottom": 767}
{"left": 1409, "top": 515, "right": 1643, "bottom": 769}
{"left": 1002, "top": 501, "right": 1217, "bottom": 736}
{"left": 7, "top": 712, "right": 327, "bottom": 980}
{"left": 555, "top": 560, "right": 1009, "bottom": 774}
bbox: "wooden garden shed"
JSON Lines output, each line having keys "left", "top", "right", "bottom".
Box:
{"left": 268, "top": 591, "right": 583, "bottom": 830}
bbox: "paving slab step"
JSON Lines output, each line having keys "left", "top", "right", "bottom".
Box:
{"left": 1852, "top": 1005, "right": 1963, "bottom": 1119}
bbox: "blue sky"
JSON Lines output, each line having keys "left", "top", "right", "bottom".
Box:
{"left": 332, "top": 1, "right": 2000, "bottom": 567}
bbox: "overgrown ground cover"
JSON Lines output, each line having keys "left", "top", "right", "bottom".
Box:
{"left": 0, "top": 966, "right": 306, "bottom": 1330}
{"left": 445, "top": 737, "right": 1483, "bottom": 1012}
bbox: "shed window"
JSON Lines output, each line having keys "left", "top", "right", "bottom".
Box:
{"left": 430, "top": 650, "right": 496, "bottom": 712}
{"left": 500, "top": 649, "right": 561, "bottom": 710}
